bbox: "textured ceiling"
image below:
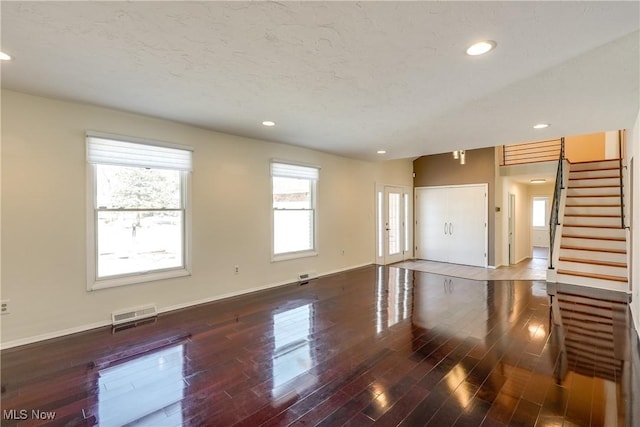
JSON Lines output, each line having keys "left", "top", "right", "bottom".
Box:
{"left": 1, "top": 1, "right": 639, "bottom": 161}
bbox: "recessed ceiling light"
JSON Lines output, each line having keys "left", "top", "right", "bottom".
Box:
{"left": 377, "top": 150, "right": 387, "bottom": 154}
{"left": 533, "top": 123, "right": 550, "bottom": 129}
{"left": 466, "top": 40, "right": 496, "bottom": 56}
{"left": 530, "top": 179, "right": 547, "bottom": 184}
{"left": 0, "top": 51, "right": 12, "bottom": 61}
{"left": 262, "top": 121, "right": 275, "bottom": 127}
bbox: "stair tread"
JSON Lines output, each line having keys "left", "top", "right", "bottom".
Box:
{"left": 567, "top": 193, "right": 620, "bottom": 199}
{"left": 560, "top": 245, "right": 626, "bottom": 254}
{"left": 565, "top": 203, "right": 621, "bottom": 208}
{"left": 562, "top": 224, "right": 624, "bottom": 229}
{"left": 569, "top": 176, "right": 620, "bottom": 180}
{"left": 557, "top": 270, "right": 627, "bottom": 283}
{"left": 562, "top": 234, "right": 626, "bottom": 241}
{"left": 564, "top": 214, "right": 620, "bottom": 218}
{"left": 559, "top": 257, "right": 627, "bottom": 268}
{"left": 570, "top": 159, "right": 621, "bottom": 164}
{"left": 568, "top": 185, "right": 621, "bottom": 189}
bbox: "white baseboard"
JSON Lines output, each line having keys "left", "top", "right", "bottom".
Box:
{"left": 0, "top": 320, "right": 111, "bottom": 350}
{"left": 0, "top": 262, "right": 373, "bottom": 350}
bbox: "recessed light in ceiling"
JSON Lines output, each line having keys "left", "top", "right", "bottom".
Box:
{"left": 0, "top": 51, "right": 12, "bottom": 61}
{"left": 262, "top": 121, "right": 276, "bottom": 127}
{"left": 530, "top": 179, "right": 547, "bottom": 184}
{"left": 466, "top": 40, "right": 496, "bottom": 56}
{"left": 377, "top": 150, "right": 387, "bottom": 154}
{"left": 533, "top": 123, "right": 550, "bottom": 129}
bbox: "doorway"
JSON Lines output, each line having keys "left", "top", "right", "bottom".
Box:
{"left": 508, "top": 193, "right": 516, "bottom": 265}
{"left": 376, "top": 185, "right": 411, "bottom": 265}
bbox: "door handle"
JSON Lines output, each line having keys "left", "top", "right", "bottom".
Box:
{"left": 449, "top": 222, "right": 453, "bottom": 235}
{"left": 444, "top": 222, "right": 448, "bottom": 235}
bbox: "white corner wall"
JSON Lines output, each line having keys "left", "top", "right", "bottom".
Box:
{"left": 0, "top": 90, "right": 413, "bottom": 347}
{"left": 628, "top": 108, "right": 640, "bottom": 336}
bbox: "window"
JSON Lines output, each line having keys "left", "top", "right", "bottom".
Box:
{"left": 532, "top": 196, "right": 549, "bottom": 228}
{"left": 86, "top": 133, "right": 192, "bottom": 290}
{"left": 271, "top": 161, "right": 319, "bottom": 260}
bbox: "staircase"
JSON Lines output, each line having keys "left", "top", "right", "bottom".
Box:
{"left": 556, "top": 159, "right": 628, "bottom": 292}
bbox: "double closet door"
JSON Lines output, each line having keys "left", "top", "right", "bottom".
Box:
{"left": 415, "top": 184, "right": 487, "bottom": 267}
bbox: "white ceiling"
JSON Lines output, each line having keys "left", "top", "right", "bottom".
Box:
{"left": 2, "top": 2, "right": 639, "bottom": 161}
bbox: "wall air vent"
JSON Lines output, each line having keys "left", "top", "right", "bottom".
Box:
{"left": 298, "top": 272, "right": 318, "bottom": 285}
{"left": 111, "top": 304, "right": 158, "bottom": 326}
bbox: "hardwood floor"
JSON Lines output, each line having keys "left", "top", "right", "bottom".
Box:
{"left": 1, "top": 265, "right": 638, "bottom": 426}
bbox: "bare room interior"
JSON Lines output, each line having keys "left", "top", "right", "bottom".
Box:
{"left": 1, "top": 2, "right": 639, "bottom": 426}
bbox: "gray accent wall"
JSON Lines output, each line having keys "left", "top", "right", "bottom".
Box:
{"left": 413, "top": 147, "right": 496, "bottom": 266}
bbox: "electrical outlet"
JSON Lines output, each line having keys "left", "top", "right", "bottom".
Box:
{"left": 234, "top": 265, "right": 240, "bottom": 274}
{"left": 1, "top": 300, "right": 10, "bottom": 315}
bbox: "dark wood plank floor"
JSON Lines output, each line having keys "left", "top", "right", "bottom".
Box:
{"left": 2, "top": 265, "right": 639, "bottom": 426}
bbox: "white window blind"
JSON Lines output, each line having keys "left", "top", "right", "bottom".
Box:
{"left": 87, "top": 135, "right": 192, "bottom": 171}
{"left": 271, "top": 162, "right": 319, "bottom": 180}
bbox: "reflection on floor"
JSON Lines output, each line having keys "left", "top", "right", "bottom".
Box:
{"left": 396, "top": 254, "right": 548, "bottom": 281}
{"left": 1, "top": 265, "right": 637, "bottom": 426}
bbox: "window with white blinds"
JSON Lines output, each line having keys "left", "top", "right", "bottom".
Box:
{"left": 86, "top": 133, "right": 192, "bottom": 290}
{"left": 271, "top": 161, "right": 319, "bottom": 260}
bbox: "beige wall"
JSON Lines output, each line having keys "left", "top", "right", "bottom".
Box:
{"left": 565, "top": 132, "right": 605, "bottom": 163}
{"left": 0, "top": 90, "right": 413, "bottom": 346}
{"left": 627, "top": 109, "right": 640, "bottom": 337}
{"left": 413, "top": 147, "right": 496, "bottom": 266}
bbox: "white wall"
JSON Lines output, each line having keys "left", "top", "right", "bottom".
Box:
{"left": 627, "top": 108, "right": 640, "bottom": 337}
{"left": 0, "top": 90, "right": 413, "bottom": 347}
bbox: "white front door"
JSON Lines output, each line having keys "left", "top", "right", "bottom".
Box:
{"left": 384, "top": 186, "right": 405, "bottom": 264}
{"left": 376, "top": 185, "right": 410, "bottom": 265}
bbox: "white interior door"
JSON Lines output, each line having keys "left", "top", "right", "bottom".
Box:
{"left": 415, "top": 184, "right": 487, "bottom": 267}
{"left": 416, "top": 187, "right": 448, "bottom": 262}
{"left": 448, "top": 185, "right": 487, "bottom": 267}
{"left": 383, "top": 186, "right": 405, "bottom": 264}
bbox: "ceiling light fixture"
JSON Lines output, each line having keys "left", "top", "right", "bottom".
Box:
{"left": 262, "top": 121, "right": 275, "bottom": 127}
{"left": 533, "top": 123, "right": 550, "bottom": 129}
{"left": 466, "top": 40, "right": 496, "bottom": 56}
{"left": 377, "top": 150, "right": 387, "bottom": 154}
{"left": 530, "top": 179, "right": 546, "bottom": 184}
{"left": 0, "top": 51, "right": 12, "bottom": 61}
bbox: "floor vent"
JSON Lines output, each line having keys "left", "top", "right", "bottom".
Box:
{"left": 298, "top": 272, "right": 318, "bottom": 285}
{"left": 111, "top": 304, "right": 158, "bottom": 326}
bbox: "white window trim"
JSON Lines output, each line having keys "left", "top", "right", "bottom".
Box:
{"left": 86, "top": 134, "right": 192, "bottom": 291}
{"left": 270, "top": 160, "right": 320, "bottom": 262}
{"left": 532, "top": 196, "right": 549, "bottom": 230}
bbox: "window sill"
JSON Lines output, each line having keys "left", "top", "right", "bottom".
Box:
{"left": 271, "top": 250, "right": 318, "bottom": 263}
{"left": 88, "top": 267, "right": 190, "bottom": 291}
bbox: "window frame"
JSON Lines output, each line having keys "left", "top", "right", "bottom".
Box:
{"left": 86, "top": 132, "right": 192, "bottom": 291}
{"left": 270, "top": 160, "right": 319, "bottom": 262}
{"left": 531, "top": 196, "right": 549, "bottom": 229}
